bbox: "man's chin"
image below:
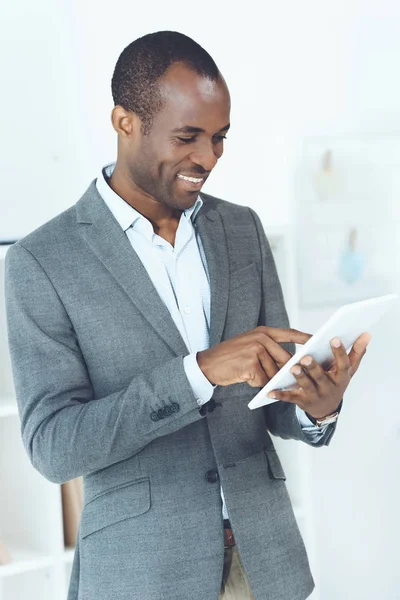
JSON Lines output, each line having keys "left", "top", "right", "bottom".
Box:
{"left": 167, "top": 185, "right": 200, "bottom": 210}
{"left": 170, "top": 195, "right": 199, "bottom": 212}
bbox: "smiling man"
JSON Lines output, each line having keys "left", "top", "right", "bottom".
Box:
{"left": 5, "top": 31, "right": 370, "bottom": 600}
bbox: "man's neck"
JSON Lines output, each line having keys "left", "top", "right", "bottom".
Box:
{"left": 108, "top": 164, "right": 181, "bottom": 245}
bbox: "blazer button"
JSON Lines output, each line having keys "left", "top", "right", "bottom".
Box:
{"left": 171, "top": 402, "right": 180, "bottom": 413}
{"left": 205, "top": 469, "right": 219, "bottom": 484}
{"left": 150, "top": 412, "right": 159, "bottom": 422}
{"left": 199, "top": 404, "right": 208, "bottom": 417}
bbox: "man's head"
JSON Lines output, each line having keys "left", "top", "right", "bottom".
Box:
{"left": 110, "top": 31, "right": 231, "bottom": 212}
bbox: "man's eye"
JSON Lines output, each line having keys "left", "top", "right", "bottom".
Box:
{"left": 177, "top": 135, "right": 227, "bottom": 144}
{"left": 178, "top": 137, "right": 196, "bottom": 143}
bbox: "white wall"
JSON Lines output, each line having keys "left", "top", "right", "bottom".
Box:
{"left": 2, "top": 1, "right": 400, "bottom": 233}
{"left": 1, "top": 1, "right": 400, "bottom": 598}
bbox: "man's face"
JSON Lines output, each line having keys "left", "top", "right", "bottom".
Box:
{"left": 125, "top": 62, "right": 231, "bottom": 212}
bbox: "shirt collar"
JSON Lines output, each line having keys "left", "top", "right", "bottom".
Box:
{"left": 96, "top": 162, "right": 204, "bottom": 233}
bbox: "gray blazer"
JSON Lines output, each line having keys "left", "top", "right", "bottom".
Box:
{"left": 5, "top": 182, "right": 335, "bottom": 600}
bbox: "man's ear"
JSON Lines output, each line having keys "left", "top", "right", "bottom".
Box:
{"left": 111, "top": 106, "right": 141, "bottom": 139}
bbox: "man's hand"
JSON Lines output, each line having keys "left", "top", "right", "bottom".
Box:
{"left": 197, "top": 326, "right": 311, "bottom": 387}
{"left": 266, "top": 332, "right": 372, "bottom": 419}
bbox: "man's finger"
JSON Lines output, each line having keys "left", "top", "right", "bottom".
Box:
{"left": 328, "top": 337, "right": 350, "bottom": 382}
{"left": 289, "top": 362, "right": 318, "bottom": 394}
{"left": 254, "top": 329, "right": 313, "bottom": 369}
{"left": 256, "top": 334, "right": 296, "bottom": 368}
{"left": 267, "top": 387, "right": 305, "bottom": 404}
{"left": 299, "top": 355, "right": 334, "bottom": 392}
{"left": 257, "top": 347, "right": 280, "bottom": 380}
{"left": 257, "top": 326, "right": 312, "bottom": 345}
{"left": 348, "top": 332, "right": 372, "bottom": 375}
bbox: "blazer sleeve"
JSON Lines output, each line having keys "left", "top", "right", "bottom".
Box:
{"left": 5, "top": 243, "right": 206, "bottom": 484}
{"left": 248, "top": 208, "right": 337, "bottom": 447}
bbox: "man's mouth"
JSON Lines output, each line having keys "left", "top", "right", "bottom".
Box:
{"left": 176, "top": 173, "right": 207, "bottom": 191}
{"left": 177, "top": 174, "right": 205, "bottom": 184}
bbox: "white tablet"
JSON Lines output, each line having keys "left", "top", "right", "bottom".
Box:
{"left": 248, "top": 292, "right": 399, "bottom": 410}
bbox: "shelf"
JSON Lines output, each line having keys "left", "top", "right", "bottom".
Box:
{"left": 0, "top": 245, "right": 13, "bottom": 260}
{"left": 63, "top": 548, "right": 75, "bottom": 564}
{"left": 2, "top": 564, "right": 58, "bottom": 600}
{"left": 293, "top": 507, "right": 305, "bottom": 523}
{"left": 0, "top": 547, "right": 54, "bottom": 578}
{"left": 0, "top": 398, "right": 18, "bottom": 418}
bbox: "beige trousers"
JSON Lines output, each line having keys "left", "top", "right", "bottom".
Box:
{"left": 219, "top": 545, "right": 255, "bottom": 600}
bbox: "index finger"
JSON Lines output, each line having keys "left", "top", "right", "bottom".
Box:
{"left": 258, "top": 326, "right": 312, "bottom": 345}
{"left": 254, "top": 330, "right": 307, "bottom": 369}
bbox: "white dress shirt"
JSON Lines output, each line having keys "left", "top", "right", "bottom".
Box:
{"left": 96, "top": 162, "right": 329, "bottom": 519}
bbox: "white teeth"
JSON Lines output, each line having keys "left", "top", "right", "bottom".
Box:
{"left": 177, "top": 174, "right": 203, "bottom": 183}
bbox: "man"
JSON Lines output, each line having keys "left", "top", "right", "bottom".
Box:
{"left": 5, "top": 31, "right": 370, "bottom": 600}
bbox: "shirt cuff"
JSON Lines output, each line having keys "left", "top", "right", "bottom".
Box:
{"left": 183, "top": 353, "right": 215, "bottom": 407}
{"left": 296, "top": 405, "right": 329, "bottom": 440}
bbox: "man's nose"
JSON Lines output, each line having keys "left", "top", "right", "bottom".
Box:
{"left": 189, "top": 142, "right": 219, "bottom": 172}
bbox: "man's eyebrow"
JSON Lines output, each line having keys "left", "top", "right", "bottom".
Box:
{"left": 172, "top": 123, "right": 231, "bottom": 134}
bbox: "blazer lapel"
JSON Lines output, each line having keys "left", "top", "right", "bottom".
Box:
{"left": 75, "top": 182, "right": 231, "bottom": 355}
{"left": 75, "top": 182, "right": 189, "bottom": 356}
{"left": 195, "top": 204, "right": 230, "bottom": 348}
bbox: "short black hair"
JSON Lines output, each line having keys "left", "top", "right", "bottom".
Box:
{"left": 111, "top": 31, "right": 220, "bottom": 134}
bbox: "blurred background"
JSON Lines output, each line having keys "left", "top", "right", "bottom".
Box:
{"left": 1, "top": 0, "right": 400, "bottom": 598}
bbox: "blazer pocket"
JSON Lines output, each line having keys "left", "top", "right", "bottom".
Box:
{"left": 264, "top": 447, "right": 287, "bottom": 481}
{"left": 80, "top": 478, "right": 151, "bottom": 539}
{"left": 229, "top": 263, "right": 258, "bottom": 291}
